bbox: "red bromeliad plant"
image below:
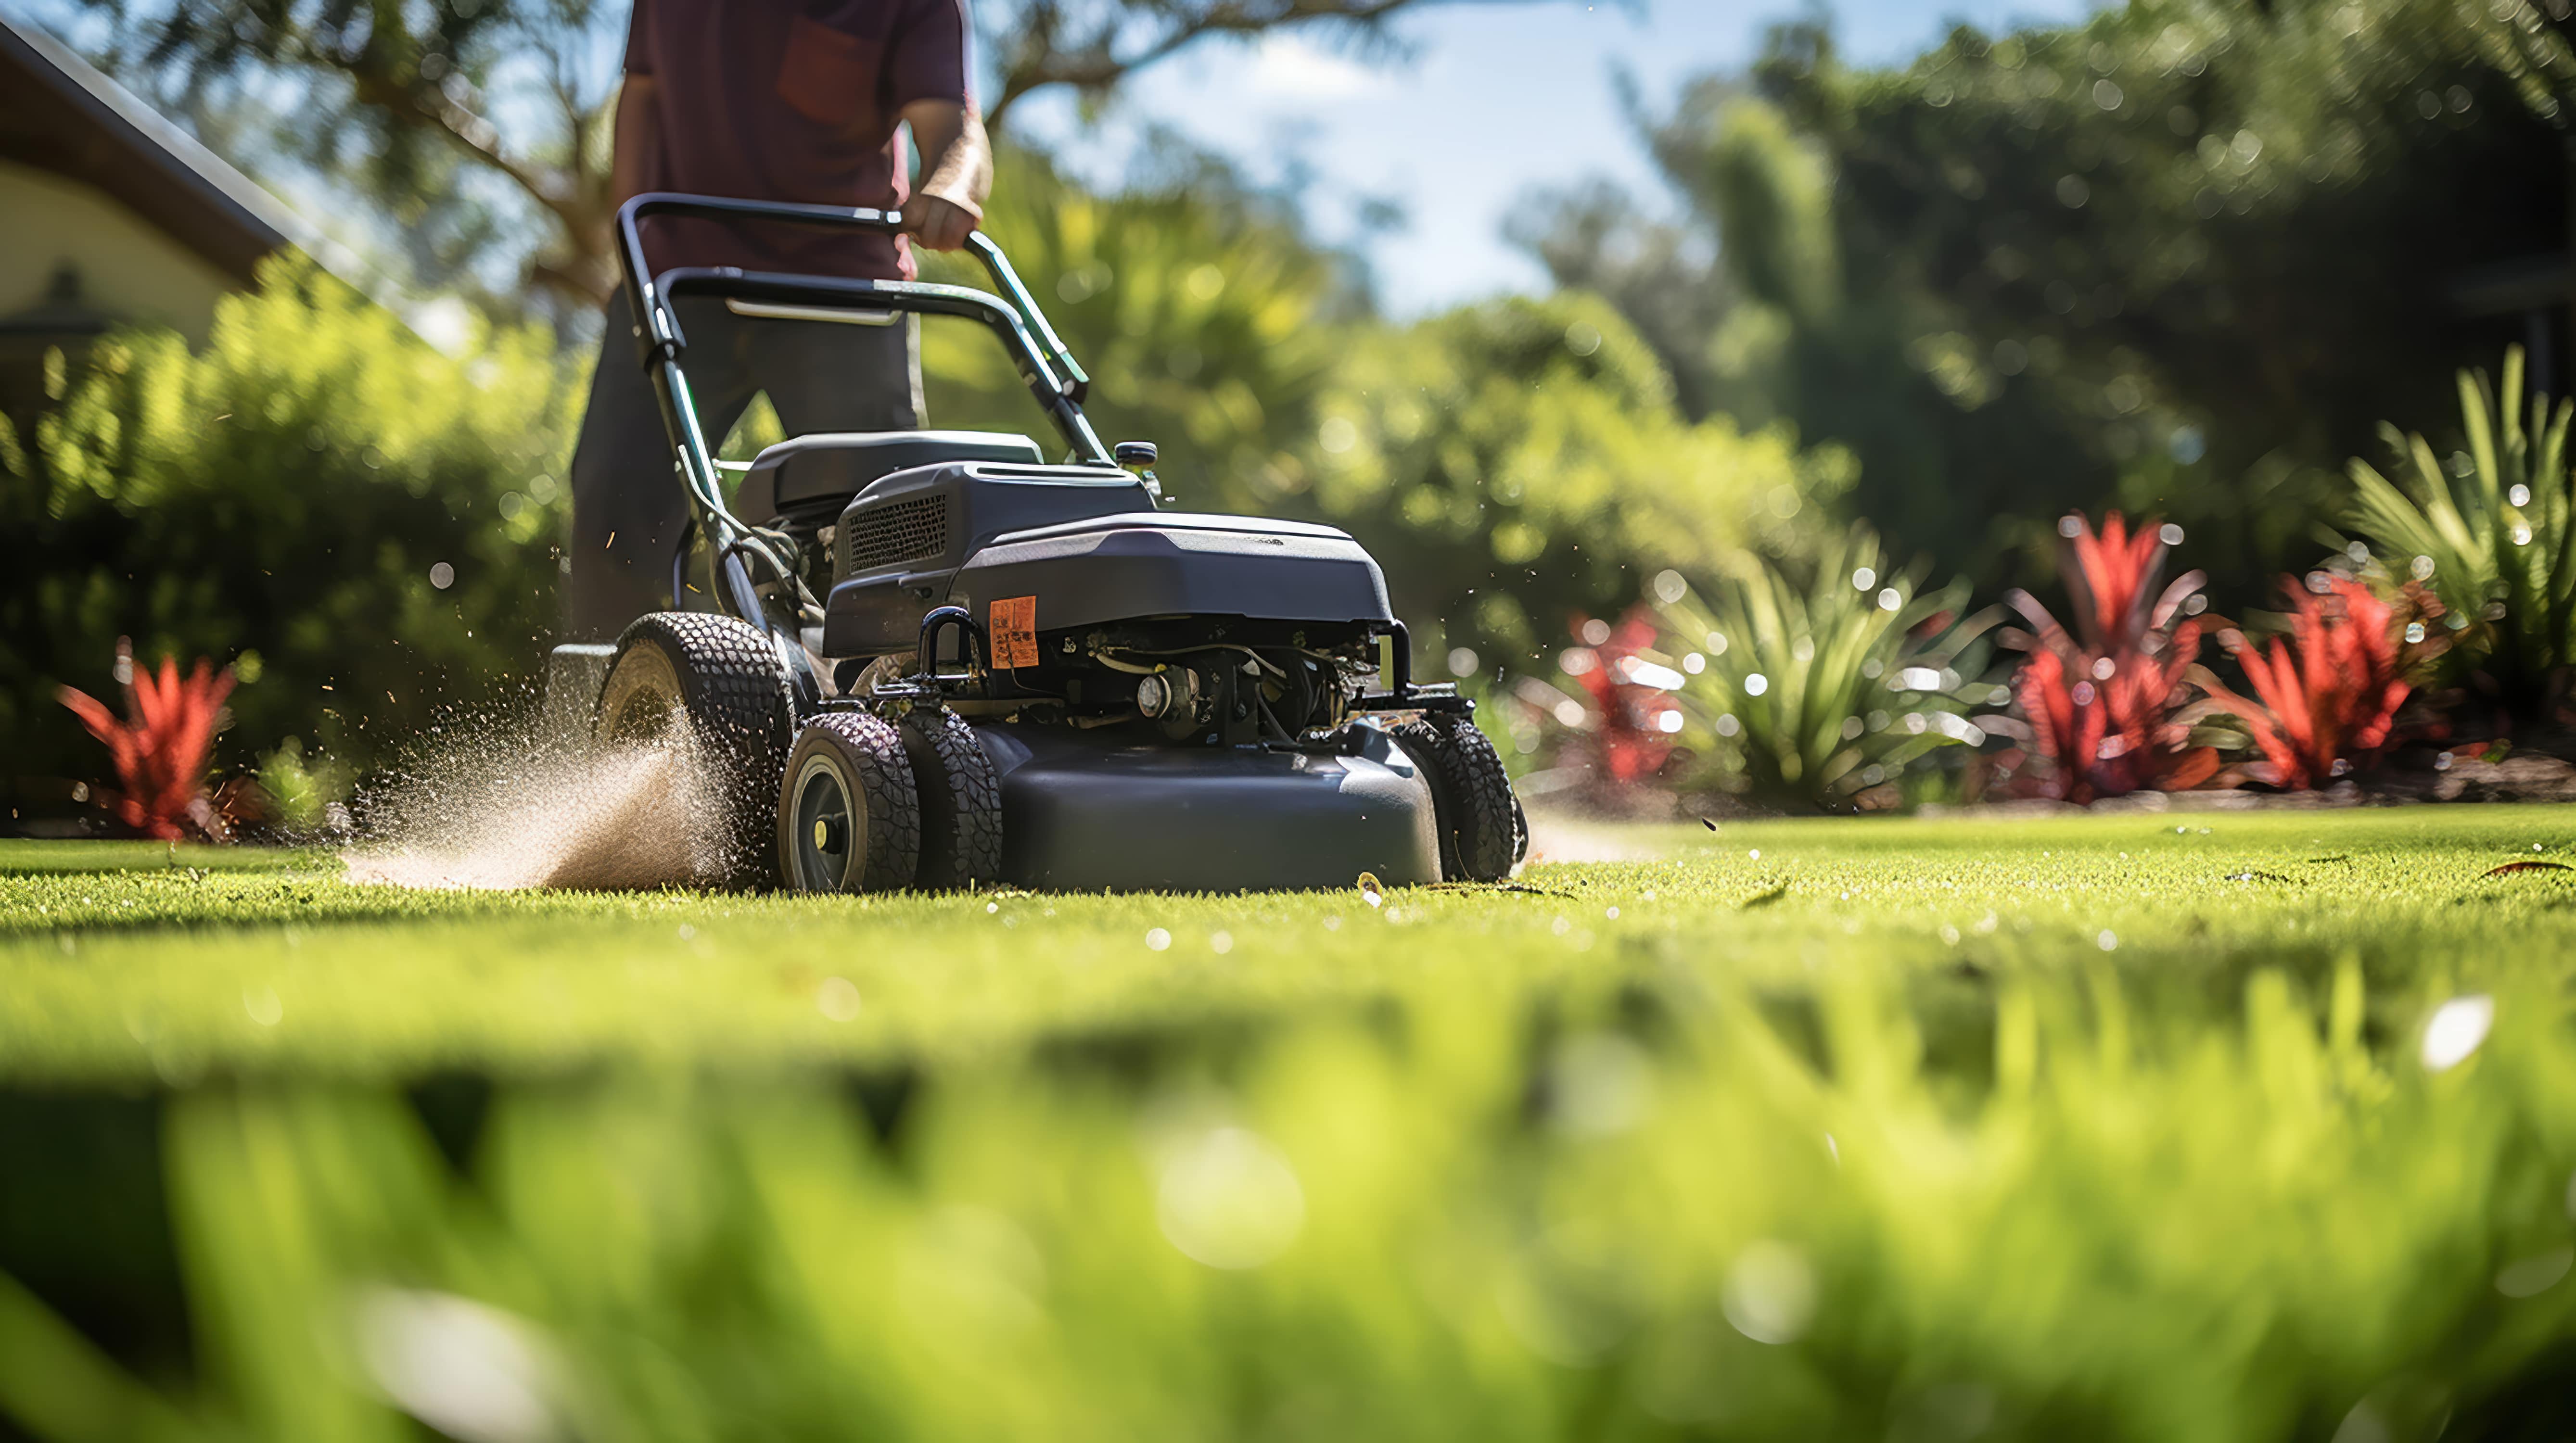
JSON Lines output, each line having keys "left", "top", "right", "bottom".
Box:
{"left": 59, "top": 649, "right": 238, "bottom": 841}
{"left": 1554, "top": 607, "right": 1685, "bottom": 784}
{"left": 1996, "top": 513, "right": 2220, "bottom": 802}
{"left": 2190, "top": 576, "right": 2435, "bottom": 789}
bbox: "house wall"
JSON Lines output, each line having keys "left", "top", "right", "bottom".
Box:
{"left": 0, "top": 156, "right": 239, "bottom": 343}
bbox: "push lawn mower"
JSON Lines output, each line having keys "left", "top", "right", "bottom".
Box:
{"left": 548, "top": 192, "right": 1523, "bottom": 893}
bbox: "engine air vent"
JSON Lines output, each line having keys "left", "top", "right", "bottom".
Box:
{"left": 839, "top": 495, "right": 949, "bottom": 575}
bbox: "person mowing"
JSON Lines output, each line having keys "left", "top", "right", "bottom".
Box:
{"left": 566, "top": 0, "right": 992, "bottom": 642}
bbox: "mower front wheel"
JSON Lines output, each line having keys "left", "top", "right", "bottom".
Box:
{"left": 896, "top": 707, "right": 1004, "bottom": 890}
{"left": 778, "top": 714, "right": 921, "bottom": 893}
{"left": 1391, "top": 714, "right": 1523, "bottom": 884}
{"left": 594, "top": 612, "right": 797, "bottom": 887}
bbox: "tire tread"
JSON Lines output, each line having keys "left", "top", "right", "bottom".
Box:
{"left": 897, "top": 708, "right": 1005, "bottom": 890}
{"left": 1391, "top": 713, "right": 1519, "bottom": 883}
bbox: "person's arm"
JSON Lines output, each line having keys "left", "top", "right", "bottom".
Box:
{"left": 899, "top": 99, "right": 990, "bottom": 252}
{"left": 611, "top": 75, "right": 661, "bottom": 208}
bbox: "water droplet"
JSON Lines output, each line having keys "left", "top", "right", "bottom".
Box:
{"left": 817, "top": 976, "right": 861, "bottom": 1021}
{"left": 2511, "top": 483, "right": 2533, "bottom": 508}
{"left": 2498, "top": 1245, "right": 2574, "bottom": 1298}
{"left": 2411, "top": 554, "right": 2437, "bottom": 580}
{"left": 1145, "top": 927, "right": 1173, "bottom": 950}
{"left": 1357, "top": 872, "right": 1384, "bottom": 909}
{"left": 1156, "top": 1127, "right": 1305, "bottom": 1269}
{"left": 2405, "top": 621, "right": 2427, "bottom": 644}
{"left": 1722, "top": 1241, "right": 1817, "bottom": 1344}
{"left": 2421, "top": 994, "right": 2494, "bottom": 1071}
{"left": 1211, "top": 930, "right": 1234, "bottom": 955}
{"left": 2097, "top": 930, "right": 2118, "bottom": 951}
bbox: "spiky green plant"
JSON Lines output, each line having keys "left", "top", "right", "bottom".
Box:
{"left": 1653, "top": 526, "right": 1996, "bottom": 807}
{"left": 2346, "top": 346, "right": 2576, "bottom": 718}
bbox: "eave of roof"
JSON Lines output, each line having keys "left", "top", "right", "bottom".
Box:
{"left": 0, "top": 13, "right": 362, "bottom": 290}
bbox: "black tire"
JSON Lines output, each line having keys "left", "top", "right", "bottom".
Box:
{"left": 594, "top": 612, "right": 796, "bottom": 886}
{"left": 896, "top": 707, "right": 1005, "bottom": 890}
{"left": 778, "top": 714, "right": 920, "bottom": 892}
{"left": 1392, "top": 713, "right": 1519, "bottom": 883}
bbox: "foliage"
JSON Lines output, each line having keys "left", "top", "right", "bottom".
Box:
{"left": 1313, "top": 292, "right": 1852, "bottom": 670}
{"left": 74, "top": 0, "right": 627, "bottom": 311}
{"left": 1545, "top": 607, "right": 1685, "bottom": 786}
{"left": 1647, "top": 527, "right": 1994, "bottom": 808}
{"left": 64, "top": 0, "right": 1502, "bottom": 309}
{"left": 979, "top": 0, "right": 1485, "bottom": 130}
{"left": 2346, "top": 346, "right": 2576, "bottom": 720}
{"left": 1, "top": 256, "right": 580, "bottom": 784}
{"left": 13, "top": 821, "right": 2576, "bottom": 1436}
{"left": 2195, "top": 575, "right": 2433, "bottom": 790}
{"left": 1529, "top": 1, "right": 2576, "bottom": 605}
{"left": 55, "top": 650, "right": 236, "bottom": 840}
{"left": 918, "top": 145, "right": 1345, "bottom": 514}
{"left": 1994, "top": 512, "right": 2217, "bottom": 801}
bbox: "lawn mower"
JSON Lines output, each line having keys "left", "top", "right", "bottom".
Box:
{"left": 547, "top": 192, "right": 1523, "bottom": 893}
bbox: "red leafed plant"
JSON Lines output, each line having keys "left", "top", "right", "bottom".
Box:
{"left": 58, "top": 648, "right": 238, "bottom": 841}
{"left": 1556, "top": 607, "right": 1685, "bottom": 784}
{"left": 2190, "top": 575, "right": 2432, "bottom": 789}
{"left": 1996, "top": 512, "right": 2220, "bottom": 802}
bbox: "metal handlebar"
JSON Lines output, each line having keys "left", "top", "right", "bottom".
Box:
{"left": 614, "top": 192, "right": 1090, "bottom": 403}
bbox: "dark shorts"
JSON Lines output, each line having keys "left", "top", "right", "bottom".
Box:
{"left": 565, "top": 291, "right": 921, "bottom": 641}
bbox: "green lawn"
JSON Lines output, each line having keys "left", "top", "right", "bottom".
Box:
{"left": 4, "top": 808, "right": 2575, "bottom": 1083}
{"left": 7, "top": 810, "right": 2576, "bottom": 1442}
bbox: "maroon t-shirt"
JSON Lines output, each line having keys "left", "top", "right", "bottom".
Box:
{"left": 622, "top": 0, "right": 973, "bottom": 281}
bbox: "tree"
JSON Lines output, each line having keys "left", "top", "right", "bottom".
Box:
{"left": 1520, "top": 1, "right": 2576, "bottom": 605}
{"left": 69, "top": 0, "right": 1524, "bottom": 313}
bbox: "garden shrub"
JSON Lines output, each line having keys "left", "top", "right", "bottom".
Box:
{"left": 2346, "top": 346, "right": 2576, "bottom": 724}
{"left": 1313, "top": 292, "right": 1854, "bottom": 672}
{"left": 0, "top": 256, "right": 580, "bottom": 785}
{"left": 1648, "top": 525, "right": 1997, "bottom": 807}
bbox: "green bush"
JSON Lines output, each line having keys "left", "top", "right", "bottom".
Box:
{"left": 917, "top": 146, "right": 1341, "bottom": 513}
{"left": 1313, "top": 292, "right": 1852, "bottom": 671}
{"left": 917, "top": 150, "right": 1850, "bottom": 682}
{"left": 1, "top": 257, "right": 580, "bottom": 784}
{"left": 2346, "top": 346, "right": 2576, "bottom": 721}
{"left": 1650, "top": 526, "right": 1997, "bottom": 806}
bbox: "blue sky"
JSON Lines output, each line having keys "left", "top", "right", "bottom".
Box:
{"left": 1012, "top": 0, "right": 2104, "bottom": 315}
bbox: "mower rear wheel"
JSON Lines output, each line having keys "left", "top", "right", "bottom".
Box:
{"left": 595, "top": 612, "right": 797, "bottom": 886}
{"left": 1391, "top": 714, "right": 1520, "bottom": 884}
{"left": 896, "top": 707, "right": 1004, "bottom": 890}
{"left": 779, "top": 714, "right": 920, "bottom": 893}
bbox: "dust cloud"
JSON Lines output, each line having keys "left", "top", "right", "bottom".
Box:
{"left": 344, "top": 719, "right": 729, "bottom": 891}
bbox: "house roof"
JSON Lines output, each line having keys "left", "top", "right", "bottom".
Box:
{"left": 0, "top": 13, "right": 306, "bottom": 285}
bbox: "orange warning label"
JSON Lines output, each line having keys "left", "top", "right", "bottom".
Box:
{"left": 990, "top": 595, "right": 1039, "bottom": 669}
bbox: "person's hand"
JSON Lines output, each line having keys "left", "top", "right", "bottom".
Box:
{"left": 906, "top": 192, "right": 979, "bottom": 251}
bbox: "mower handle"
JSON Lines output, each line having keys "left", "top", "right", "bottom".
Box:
{"left": 613, "top": 192, "right": 1090, "bottom": 402}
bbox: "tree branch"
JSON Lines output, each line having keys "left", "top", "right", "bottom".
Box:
{"left": 984, "top": 0, "right": 1441, "bottom": 132}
